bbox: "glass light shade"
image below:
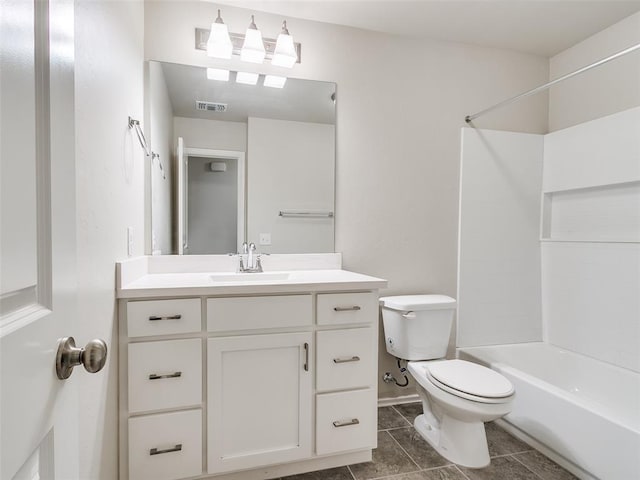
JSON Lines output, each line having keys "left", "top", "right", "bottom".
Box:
{"left": 236, "top": 71, "right": 259, "bottom": 85}
{"left": 264, "top": 75, "right": 287, "bottom": 88}
{"left": 206, "top": 22, "right": 232, "bottom": 59}
{"left": 206, "top": 68, "right": 229, "bottom": 81}
{"left": 272, "top": 33, "right": 297, "bottom": 68}
{"left": 240, "top": 28, "right": 266, "bottom": 63}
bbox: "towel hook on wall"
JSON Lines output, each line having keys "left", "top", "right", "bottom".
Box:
{"left": 128, "top": 116, "right": 151, "bottom": 156}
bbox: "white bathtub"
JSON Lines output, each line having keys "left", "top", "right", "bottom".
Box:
{"left": 458, "top": 342, "right": 640, "bottom": 480}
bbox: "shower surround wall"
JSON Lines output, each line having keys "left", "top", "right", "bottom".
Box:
{"left": 458, "top": 107, "right": 640, "bottom": 479}
{"left": 541, "top": 107, "right": 640, "bottom": 373}
{"left": 459, "top": 107, "right": 640, "bottom": 364}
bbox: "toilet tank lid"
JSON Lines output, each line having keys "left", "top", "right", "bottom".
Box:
{"left": 379, "top": 295, "right": 456, "bottom": 311}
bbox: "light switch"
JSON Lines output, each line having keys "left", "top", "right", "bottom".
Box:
{"left": 259, "top": 233, "right": 271, "bottom": 246}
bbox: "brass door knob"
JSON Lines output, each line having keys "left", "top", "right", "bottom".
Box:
{"left": 56, "top": 337, "right": 108, "bottom": 380}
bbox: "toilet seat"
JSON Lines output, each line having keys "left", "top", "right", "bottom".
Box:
{"left": 417, "top": 360, "right": 514, "bottom": 404}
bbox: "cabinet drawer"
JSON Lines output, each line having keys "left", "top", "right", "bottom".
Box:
{"left": 129, "top": 409, "right": 202, "bottom": 480}
{"left": 317, "top": 292, "right": 378, "bottom": 326}
{"left": 128, "top": 339, "right": 202, "bottom": 413}
{"left": 316, "top": 389, "right": 376, "bottom": 456}
{"left": 316, "top": 328, "right": 374, "bottom": 392}
{"left": 127, "top": 299, "right": 201, "bottom": 338}
{"left": 207, "top": 295, "right": 312, "bottom": 332}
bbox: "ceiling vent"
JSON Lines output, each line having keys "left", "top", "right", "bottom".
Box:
{"left": 196, "top": 101, "right": 227, "bottom": 112}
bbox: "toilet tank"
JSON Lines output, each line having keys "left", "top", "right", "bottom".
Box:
{"left": 380, "top": 295, "right": 457, "bottom": 361}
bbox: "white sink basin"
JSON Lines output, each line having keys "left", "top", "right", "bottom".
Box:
{"left": 209, "top": 272, "right": 292, "bottom": 283}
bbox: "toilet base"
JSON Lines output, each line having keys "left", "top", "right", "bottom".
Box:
{"left": 414, "top": 413, "right": 490, "bottom": 468}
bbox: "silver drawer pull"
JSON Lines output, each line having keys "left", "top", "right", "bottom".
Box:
{"left": 148, "top": 314, "right": 182, "bottom": 321}
{"left": 149, "top": 444, "right": 182, "bottom": 456}
{"left": 333, "top": 306, "right": 361, "bottom": 312}
{"left": 333, "top": 356, "right": 361, "bottom": 364}
{"left": 333, "top": 418, "right": 360, "bottom": 428}
{"left": 149, "top": 371, "right": 182, "bottom": 380}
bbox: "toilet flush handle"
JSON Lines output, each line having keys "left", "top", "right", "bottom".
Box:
{"left": 402, "top": 311, "right": 416, "bottom": 319}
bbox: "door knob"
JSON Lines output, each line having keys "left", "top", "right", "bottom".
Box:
{"left": 56, "top": 337, "right": 108, "bottom": 380}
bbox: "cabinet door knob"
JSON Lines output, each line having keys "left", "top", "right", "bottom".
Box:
{"left": 149, "top": 444, "right": 182, "bottom": 456}
{"left": 148, "top": 314, "right": 182, "bottom": 321}
{"left": 333, "top": 356, "right": 360, "bottom": 364}
{"left": 303, "top": 342, "right": 309, "bottom": 372}
{"left": 56, "top": 337, "right": 108, "bottom": 380}
{"left": 332, "top": 418, "right": 360, "bottom": 428}
{"left": 333, "top": 306, "right": 361, "bottom": 312}
{"left": 149, "top": 371, "right": 182, "bottom": 380}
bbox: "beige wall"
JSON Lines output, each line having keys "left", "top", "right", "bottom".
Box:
{"left": 145, "top": 1, "right": 549, "bottom": 398}
{"left": 549, "top": 11, "right": 640, "bottom": 131}
{"left": 247, "top": 117, "right": 335, "bottom": 254}
{"left": 148, "top": 61, "right": 174, "bottom": 254}
{"left": 174, "top": 116, "right": 247, "bottom": 151}
{"left": 75, "top": 0, "right": 144, "bottom": 478}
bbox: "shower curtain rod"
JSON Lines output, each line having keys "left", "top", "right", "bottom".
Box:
{"left": 464, "top": 42, "right": 640, "bottom": 123}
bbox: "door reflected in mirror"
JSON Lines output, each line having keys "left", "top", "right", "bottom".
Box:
{"left": 147, "top": 61, "right": 336, "bottom": 255}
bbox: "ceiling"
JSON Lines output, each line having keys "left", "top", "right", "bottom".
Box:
{"left": 215, "top": 0, "right": 640, "bottom": 57}
{"left": 159, "top": 61, "right": 336, "bottom": 124}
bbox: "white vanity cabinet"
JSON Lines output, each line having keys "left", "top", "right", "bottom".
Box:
{"left": 117, "top": 263, "right": 385, "bottom": 480}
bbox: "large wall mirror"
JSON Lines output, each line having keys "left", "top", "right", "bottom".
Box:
{"left": 146, "top": 60, "right": 336, "bottom": 255}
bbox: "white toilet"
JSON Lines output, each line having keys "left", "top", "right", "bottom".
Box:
{"left": 380, "top": 295, "right": 514, "bottom": 468}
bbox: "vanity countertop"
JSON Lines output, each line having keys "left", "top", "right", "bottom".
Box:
{"left": 117, "top": 254, "right": 387, "bottom": 299}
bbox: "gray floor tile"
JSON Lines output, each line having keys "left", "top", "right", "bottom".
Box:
{"left": 390, "top": 466, "right": 469, "bottom": 480}
{"left": 513, "top": 451, "right": 578, "bottom": 480}
{"left": 281, "top": 466, "right": 354, "bottom": 480}
{"left": 349, "top": 431, "right": 419, "bottom": 480}
{"left": 394, "top": 402, "right": 423, "bottom": 424}
{"left": 388, "top": 427, "right": 451, "bottom": 469}
{"left": 485, "top": 422, "right": 532, "bottom": 457}
{"left": 378, "top": 406, "right": 411, "bottom": 430}
{"left": 461, "top": 455, "right": 541, "bottom": 480}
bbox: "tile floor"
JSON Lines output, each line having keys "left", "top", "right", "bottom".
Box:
{"left": 280, "top": 403, "right": 577, "bottom": 480}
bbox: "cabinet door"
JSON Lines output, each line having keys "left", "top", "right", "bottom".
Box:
{"left": 208, "top": 332, "right": 312, "bottom": 473}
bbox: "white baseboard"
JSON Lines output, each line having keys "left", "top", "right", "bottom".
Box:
{"left": 377, "top": 393, "right": 420, "bottom": 407}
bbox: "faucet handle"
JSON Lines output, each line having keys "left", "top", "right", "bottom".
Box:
{"left": 249, "top": 242, "right": 256, "bottom": 252}
{"left": 242, "top": 242, "right": 248, "bottom": 254}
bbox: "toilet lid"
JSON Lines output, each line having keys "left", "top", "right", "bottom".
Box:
{"left": 426, "top": 360, "right": 514, "bottom": 398}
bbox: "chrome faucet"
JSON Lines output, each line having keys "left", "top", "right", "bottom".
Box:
{"left": 238, "top": 242, "right": 263, "bottom": 273}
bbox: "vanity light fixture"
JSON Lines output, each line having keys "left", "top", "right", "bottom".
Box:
{"left": 206, "top": 67, "right": 230, "bottom": 81}
{"left": 206, "top": 9, "right": 233, "bottom": 59}
{"left": 271, "top": 21, "right": 297, "bottom": 68}
{"left": 240, "top": 15, "right": 266, "bottom": 64}
{"left": 264, "top": 75, "right": 287, "bottom": 88}
{"left": 236, "top": 71, "right": 259, "bottom": 85}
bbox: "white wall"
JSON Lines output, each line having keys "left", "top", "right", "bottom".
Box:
{"left": 145, "top": 1, "right": 549, "bottom": 397}
{"left": 549, "top": 12, "right": 640, "bottom": 131}
{"left": 457, "top": 128, "right": 544, "bottom": 348}
{"left": 247, "top": 117, "right": 335, "bottom": 253}
{"left": 541, "top": 108, "right": 640, "bottom": 372}
{"left": 173, "top": 116, "right": 247, "bottom": 151}
{"left": 148, "top": 61, "right": 174, "bottom": 254}
{"left": 75, "top": 1, "right": 144, "bottom": 478}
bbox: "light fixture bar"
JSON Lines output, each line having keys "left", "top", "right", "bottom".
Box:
{"left": 195, "top": 28, "right": 302, "bottom": 64}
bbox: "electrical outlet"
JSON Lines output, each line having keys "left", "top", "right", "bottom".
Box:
{"left": 259, "top": 233, "right": 271, "bottom": 246}
{"left": 127, "top": 227, "right": 134, "bottom": 257}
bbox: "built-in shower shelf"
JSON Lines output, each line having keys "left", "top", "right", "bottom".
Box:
{"left": 540, "top": 180, "right": 640, "bottom": 243}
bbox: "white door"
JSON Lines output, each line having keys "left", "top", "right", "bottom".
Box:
{"left": 207, "top": 332, "right": 312, "bottom": 474}
{"left": 176, "top": 137, "right": 187, "bottom": 254}
{"left": 1, "top": 1, "right": 88, "bottom": 478}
